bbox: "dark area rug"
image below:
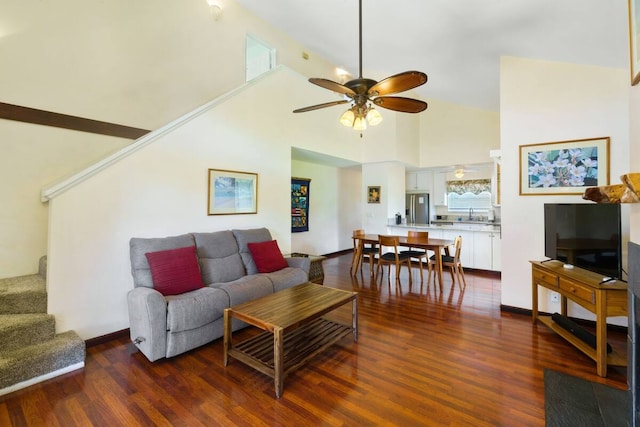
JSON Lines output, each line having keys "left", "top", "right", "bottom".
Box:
{"left": 544, "top": 369, "right": 627, "bottom": 427}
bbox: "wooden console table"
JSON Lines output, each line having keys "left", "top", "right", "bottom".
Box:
{"left": 530, "top": 260, "right": 627, "bottom": 377}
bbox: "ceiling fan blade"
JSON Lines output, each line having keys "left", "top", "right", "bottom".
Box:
{"left": 373, "top": 96, "right": 428, "bottom": 113}
{"left": 368, "top": 71, "right": 428, "bottom": 96}
{"left": 293, "top": 100, "right": 349, "bottom": 113}
{"left": 309, "top": 78, "right": 357, "bottom": 97}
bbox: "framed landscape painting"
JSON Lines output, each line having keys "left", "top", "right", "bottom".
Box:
{"left": 519, "top": 137, "right": 610, "bottom": 196}
{"left": 208, "top": 169, "right": 257, "bottom": 215}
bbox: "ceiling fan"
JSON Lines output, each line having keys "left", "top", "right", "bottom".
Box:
{"left": 293, "top": 0, "right": 428, "bottom": 132}
{"left": 438, "top": 165, "right": 482, "bottom": 179}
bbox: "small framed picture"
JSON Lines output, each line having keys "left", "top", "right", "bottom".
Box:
{"left": 368, "top": 186, "right": 381, "bottom": 203}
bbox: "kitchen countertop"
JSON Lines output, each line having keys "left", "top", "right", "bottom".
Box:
{"left": 390, "top": 222, "right": 501, "bottom": 231}
{"left": 430, "top": 220, "right": 500, "bottom": 226}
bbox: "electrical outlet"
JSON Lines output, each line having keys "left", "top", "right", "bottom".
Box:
{"left": 550, "top": 293, "right": 559, "bottom": 303}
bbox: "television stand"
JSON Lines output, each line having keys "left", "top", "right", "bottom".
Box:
{"left": 530, "top": 260, "right": 627, "bottom": 377}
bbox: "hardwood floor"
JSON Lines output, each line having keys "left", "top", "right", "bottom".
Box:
{"left": 0, "top": 254, "right": 627, "bottom": 426}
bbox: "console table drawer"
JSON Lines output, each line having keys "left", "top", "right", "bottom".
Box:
{"left": 533, "top": 268, "right": 558, "bottom": 288}
{"left": 559, "top": 278, "right": 595, "bottom": 305}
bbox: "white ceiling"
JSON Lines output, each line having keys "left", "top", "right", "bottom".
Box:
{"left": 236, "top": 0, "right": 629, "bottom": 112}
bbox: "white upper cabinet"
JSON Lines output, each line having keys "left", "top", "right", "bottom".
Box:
{"left": 433, "top": 172, "right": 447, "bottom": 205}
{"left": 406, "top": 171, "right": 433, "bottom": 193}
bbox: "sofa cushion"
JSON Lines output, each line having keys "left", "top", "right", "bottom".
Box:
{"left": 165, "top": 287, "right": 229, "bottom": 332}
{"left": 263, "top": 267, "right": 309, "bottom": 292}
{"left": 248, "top": 240, "right": 288, "bottom": 273}
{"left": 193, "top": 231, "right": 246, "bottom": 284}
{"left": 211, "top": 275, "right": 273, "bottom": 306}
{"left": 130, "top": 234, "right": 196, "bottom": 288}
{"left": 145, "top": 246, "right": 204, "bottom": 296}
{"left": 232, "top": 228, "right": 273, "bottom": 275}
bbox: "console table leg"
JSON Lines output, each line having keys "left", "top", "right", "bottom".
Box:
{"left": 532, "top": 280, "right": 538, "bottom": 323}
{"left": 274, "top": 327, "right": 284, "bottom": 398}
{"left": 596, "top": 293, "right": 607, "bottom": 377}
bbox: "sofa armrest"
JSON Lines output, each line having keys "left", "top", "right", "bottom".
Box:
{"left": 127, "top": 287, "right": 168, "bottom": 362}
{"left": 285, "top": 256, "right": 311, "bottom": 275}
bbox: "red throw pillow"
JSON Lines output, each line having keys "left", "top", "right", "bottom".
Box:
{"left": 145, "top": 246, "right": 204, "bottom": 296}
{"left": 248, "top": 240, "right": 288, "bottom": 273}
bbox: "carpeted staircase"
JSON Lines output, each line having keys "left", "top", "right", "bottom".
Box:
{"left": 0, "top": 257, "right": 85, "bottom": 396}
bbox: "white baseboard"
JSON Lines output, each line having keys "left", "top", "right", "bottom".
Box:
{"left": 0, "top": 362, "right": 85, "bottom": 397}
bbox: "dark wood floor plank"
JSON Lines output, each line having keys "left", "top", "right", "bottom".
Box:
{"left": 0, "top": 253, "right": 628, "bottom": 425}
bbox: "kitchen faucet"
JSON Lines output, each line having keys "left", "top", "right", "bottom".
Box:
{"left": 468, "top": 207, "right": 474, "bottom": 220}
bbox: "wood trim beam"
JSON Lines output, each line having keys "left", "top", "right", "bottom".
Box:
{"left": 0, "top": 102, "right": 150, "bottom": 140}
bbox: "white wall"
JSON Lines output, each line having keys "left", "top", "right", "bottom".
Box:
{"left": 0, "top": 121, "right": 129, "bottom": 278}
{"left": 0, "top": 0, "right": 337, "bottom": 130}
{"left": 419, "top": 99, "right": 500, "bottom": 168}
{"left": 500, "top": 56, "right": 629, "bottom": 324}
{"left": 45, "top": 67, "right": 386, "bottom": 339}
{"left": 291, "top": 160, "right": 362, "bottom": 255}
{"left": 1, "top": 0, "right": 341, "bottom": 279}
{"left": 361, "top": 162, "right": 406, "bottom": 234}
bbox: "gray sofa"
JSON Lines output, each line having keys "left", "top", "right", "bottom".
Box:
{"left": 127, "top": 227, "right": 310, "bottom": 362}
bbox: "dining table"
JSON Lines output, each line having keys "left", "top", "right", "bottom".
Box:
{"left": 352, "top": 234, "right": 454, "bottom": 291}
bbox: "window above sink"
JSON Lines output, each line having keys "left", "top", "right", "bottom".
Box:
{"left": 446, "top": 179, "right": 492, "bottom": 212}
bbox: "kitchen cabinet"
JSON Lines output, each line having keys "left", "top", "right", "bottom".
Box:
{"left": 386, "top": 225, "right": 501, "bottom": 272}
{"left": 433, "top": 172, "right": 447, "bottom": 205}
{"left": 442, "top": 229, "right": 473, "bottom": 268}
{"left": 425, "top": 228, "right": 443, "bottom": 239}
{"left": 406, "top": 171, "right": 433, "bottom": 192}
{"left": 492, "top": 232, "right": 501, "bottom": 271}
{"left": 473, "top": 231, "right": 501, "bottom": 271}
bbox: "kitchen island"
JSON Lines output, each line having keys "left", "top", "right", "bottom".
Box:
{"left": 388, "top": 222, "right": 501, "bottom": 272}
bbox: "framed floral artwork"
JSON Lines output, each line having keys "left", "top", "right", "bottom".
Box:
{"left": 519, "top": 137, "right": 610, "bottom": 196}
{"left": 630, "top": 0, "right": 640, "bottom": 85}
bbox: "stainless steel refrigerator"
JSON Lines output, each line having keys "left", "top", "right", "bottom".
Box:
{"left": 406, "top": 193, "right": 430, "bottom": 224}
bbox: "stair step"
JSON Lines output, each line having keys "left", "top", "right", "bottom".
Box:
{"left": 0, "top": 330, "right": 85, "bottom": 391}
{"left": 0, "top": 314, "right": 56, "bottom": 353}
{"left": 0, "top": 274, "right": 46, "bottom": 314}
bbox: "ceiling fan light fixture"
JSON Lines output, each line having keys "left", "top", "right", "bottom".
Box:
{"left": 366, "top": 107, "right": 382, "bottom": 126}
{"left": 353, "top": 116, "right": 367, "bottom": 131}
{"left": 292, "top": 0, "right": 427, "bottom": 134}
{"left": 340, "top": 109, "right": 355, "bottom": 127}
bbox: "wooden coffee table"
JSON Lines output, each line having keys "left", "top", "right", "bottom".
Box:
{"left": 223, "top": 282, "right": 358, "bottom": 398}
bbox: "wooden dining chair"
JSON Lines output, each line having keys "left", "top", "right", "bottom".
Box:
{"left": 427, "top": 235, "right": 466, "bottom": 290}
{"left": 375, "top": 235, "right": 412, "bottom": 285}
{"left": 351, "top": 229, "right": 377, "bottom": 276}
{"left": 400, "top": 230, "right": 430, "bottom": 282}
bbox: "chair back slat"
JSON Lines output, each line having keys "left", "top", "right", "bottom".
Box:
{"left": 453, "top": 236, "right": 463, "bottom": 261}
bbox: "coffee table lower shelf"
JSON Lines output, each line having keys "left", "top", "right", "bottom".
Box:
{"left": 228, "top": 317, "right": 352, "bottom": 381}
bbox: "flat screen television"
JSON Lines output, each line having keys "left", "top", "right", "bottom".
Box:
{"left": 544, "top": 203, "right": 622, "bottom": 280}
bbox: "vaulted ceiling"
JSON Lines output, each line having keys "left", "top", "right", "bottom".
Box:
{"left": 237, "top": 0, "right": 629, "bottom": 112}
